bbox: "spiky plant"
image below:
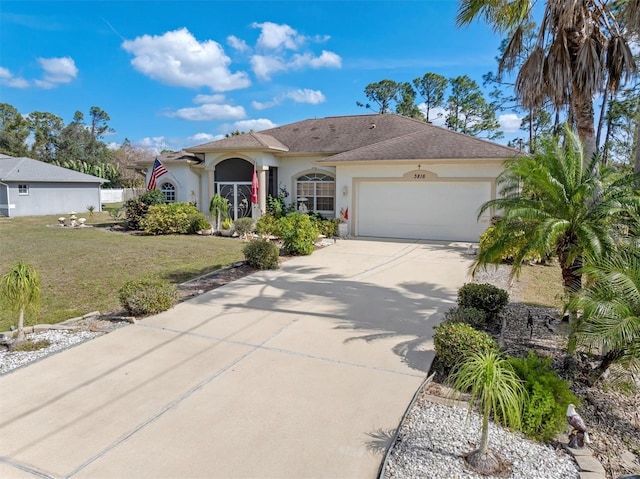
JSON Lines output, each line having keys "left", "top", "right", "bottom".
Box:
{"left": 0, "top": 262, "right": 41, "bottom": 343}
{"left": 450, "top": 350, "right": 525, "bottom": 475}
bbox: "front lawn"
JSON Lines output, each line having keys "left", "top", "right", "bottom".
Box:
{"left": 0, "top": 213, "right": 245, "bottom": 329}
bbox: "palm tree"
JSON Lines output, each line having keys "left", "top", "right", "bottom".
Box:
{"left": 571, "top": 247, "right": 640, "bottom": 384}
{"left": 450, "top": 350, "right": 525, "bottom": 475}
{"left": 0, "top": 262, "right": 41, "bottom": 344}
{"left": 473, "top": 127, "right": 640, "bottom": 293}
{"left": 457, "top": 0, "right": 637, "bottom": 162}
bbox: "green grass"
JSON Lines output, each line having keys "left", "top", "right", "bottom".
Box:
{"left": 516, "top": 263, "right": 565, "bottom": 309}
{"left": 0, "top": 213, "right": 244, "bottom": 329}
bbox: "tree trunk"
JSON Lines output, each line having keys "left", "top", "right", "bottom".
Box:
{"left": 572, "top": 92, "right": 598, "bottom": 168}
{"left": 634, "top": 96, "right": 640, "bottom": 186}
{"left": 466, "top": 415, "right": 500, "bottom": 474}
{"left": 16, "top": 308, "right": 25, "bottom": 343}
{"left": 529, "top": 109, "right": 534, "bottom": 153}
{"left": 588, "top": 349, "right": 623, "bottom": 386}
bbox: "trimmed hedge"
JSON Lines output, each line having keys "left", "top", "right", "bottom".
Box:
{"left": 457, "top": 283, "right": 509, "bottom": 322}
{"left": 243, "top": 239, "right": 280, "bottom": 270}
{"left": 140, "top": 202, "right": 200, "bottom": 235}
{"left": 433, "top": 322, "right": 499, "bottom": 373}
{"left": 118, "top": 279, "right": 178, "bottom": 316}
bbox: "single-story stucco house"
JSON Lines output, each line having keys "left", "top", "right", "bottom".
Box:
{"left": 138, "top": 114, "right": 520, "bottom": 242}
{"left": 0, "top": 154, "right": 106, "bottom": 217}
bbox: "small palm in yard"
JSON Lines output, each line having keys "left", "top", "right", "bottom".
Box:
{"left": 449, "top": 350, "right": 525, "bottom": 475}
{"left": 0, "top": 262, "right": 41, "bottom": 344}
{"left": 474, "top": 128, "right": 640, "bottom": 294}
{"left": 571, "top": 248, "right": 640, "bottom": 385}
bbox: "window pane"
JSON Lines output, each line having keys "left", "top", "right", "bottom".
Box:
{"left": 316, "top": 197, "right": 334, "bottom": 211}
{"left": 316, "top": 182, "right": 335, "bottom": 196}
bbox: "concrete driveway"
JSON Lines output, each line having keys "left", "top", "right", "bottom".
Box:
{"left": 0, "top": 239, "right": 473, "bottom": 479}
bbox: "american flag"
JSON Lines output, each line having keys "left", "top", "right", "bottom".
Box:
{"left": 147, "top": 158, "right": 168, "bottom": 190}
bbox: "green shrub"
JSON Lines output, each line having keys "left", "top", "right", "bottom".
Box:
{"left": 140, "top": 202, "right": 200, "bottom": 235}
{"left": 188, "top": 213, "right": 211, "bottom": 233}
{"left": 118, "top": 278, "right": 178, "bottom": 316}
{"left": 433, "top": 322, "right": 499, "bottom": 373}
{"left": 480, "top": 225, "right": 543, "bottom": 263}
{"left": 243, "top": 239, "right": 280, "bottom": 270}
{"left": 221, "top": 218, "right": 233, "bottom": 230}
{"left": 506, "top": 352, "right": 579, "bottom": 442}
{"left": 234, "top": 217, "right": 255, "bottom": 236}
{"left": 444, "top": 306, "right": 487, "bottom": 328}
{"left": 256, "top": 213, "right": 281, "bottom": 237}
{"left": 310, "top": 215, "right": 339, "bottom": 237}
{"left": 278, "top": 212, "right": 319, "bottom": 255}
{"left": 457, "top": 283, "right": 509, "bottom": 322}
{"left": 124, "top": 190, "right": 166, "bottom": 230}
{"left": 266, "top": 189, "right": 293, "bottom": 219}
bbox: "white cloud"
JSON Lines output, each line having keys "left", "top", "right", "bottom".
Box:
{"left": 0, "top": 66, "right": 29, "bottom": 88}
{"left": 122, "top": 27, "right": 250, "bottom": 91}
{"left": 193, "top": 93, "right": 227, "bottom": 104}
{"left": 232, "top": 118, "right": 277, "bottom": 132}
{"left": 227, "top": 35, "right": 250, "bottom": 54}
{"left": 250, "top": 55, "right": 286, "bottom": 81}
{"left": 188, "top": 132, "right": 221, "bottom": 143}
{"left": 106, "top": 142, "right": 120, "bottom": 150}
{"left": 138, "top": 136, "right": 167, "bottom": 153}
{"left": 251, "top": 99, "right": 279, "bottom": 110}
{"left": 168, "top": 103, "right": 246, "bottom": 121}
{"left": 252, "top": 88, "right": 326, "bottom": 111}
{"left": 291, "top": 50, "right": 342, "bottom": 69}
{"left": 499, "top": 113, "right": 522, "bottom": 132}
{"left": 252, "top": 22, "right": 303, "bottom": 50}
{"left": 251, "top": 50, "right": 341, "bottom": 80}
{"left": 284, "top": 89, "right": 326, "bottom": 104}
{"left": 33, "top": 56, "right": 78, "bottom": 88}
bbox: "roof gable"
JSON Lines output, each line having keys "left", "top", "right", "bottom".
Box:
{"left": 0, "top": 154, "right": 107, "bottom": 183}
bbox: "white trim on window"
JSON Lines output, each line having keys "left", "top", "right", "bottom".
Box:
{"left": 295, "top": 172, "right": 335, "bottom": 215}
{"left": 18, "top": 184, "right": 29, "bottom": 196}
{"left": 160, "top": 182, "right": 176, "bottom": 202}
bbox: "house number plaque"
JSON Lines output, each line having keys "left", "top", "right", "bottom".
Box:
{"left": 403, "top": 170, "right": 437, "bottom": 181}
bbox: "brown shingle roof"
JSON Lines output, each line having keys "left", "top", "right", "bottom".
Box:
{"left": 318, "top": 126, "right": 522, "bottom": 163}
{"left": 186, "top": 132, "right": 288, "bottom": 152}
{"left": 186, "top": 114, "right": 523, "bottom": 160}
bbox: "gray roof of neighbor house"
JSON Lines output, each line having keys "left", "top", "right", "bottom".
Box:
{"left": 0, "top": 154, "right": 107, "bottom": 183}
{"left": 187, "top": 114, "right": 522, "bottom": 160}
{"left": 130, "top": 150, "right": 204, "bottom": 168}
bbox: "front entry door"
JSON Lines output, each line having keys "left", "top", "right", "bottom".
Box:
{"left": 217, "top": 182, "right": 252, "bottom": 220}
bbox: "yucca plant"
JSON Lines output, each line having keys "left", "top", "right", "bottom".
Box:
{"left": 449, "top": 350, "right": 525, "bottom": 475}
{"left": 0, "top": 262, "right": 42, "bottom": 343}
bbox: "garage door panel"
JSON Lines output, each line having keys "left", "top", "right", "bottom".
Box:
{"left": 356, "top": 181, "right": 490, "bottom": 241}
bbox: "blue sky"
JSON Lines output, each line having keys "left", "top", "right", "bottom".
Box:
{"left": 0, "top": 0, "right": 523, "bottom": 153}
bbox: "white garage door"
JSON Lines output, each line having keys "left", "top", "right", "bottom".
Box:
{"left": 356, "top": 181, "right": 491, "bottom": 241}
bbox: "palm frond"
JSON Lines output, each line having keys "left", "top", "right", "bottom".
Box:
{"left": 605, "top": 34, "right": 637, "bottom": 92}
{"left": 515, "top": 46, "right": 546, "bottom": 108}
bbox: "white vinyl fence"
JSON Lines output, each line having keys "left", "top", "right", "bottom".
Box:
{"left": 100, "top": 188, "right": 145, "bottom": 204}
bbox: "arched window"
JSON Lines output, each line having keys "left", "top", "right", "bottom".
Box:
{"left": 160, "top": 182, "right": 176, "bottom": 202}
{"left": 296, "top": 172, "right": 335, "bottom": 214}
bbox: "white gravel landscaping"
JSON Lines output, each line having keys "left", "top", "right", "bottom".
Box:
{"left": 384, "top": 399, "right": 579, "bottom": 479}
{"left": 0, "top": 330, "right": 103, "bottom": 374}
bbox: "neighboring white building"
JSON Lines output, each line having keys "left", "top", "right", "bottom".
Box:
{"left": 0, "top": 154, "right": 106, "bottom": 217}
{"left": 137, "top": 114, "right": 521, "bottom": 242}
